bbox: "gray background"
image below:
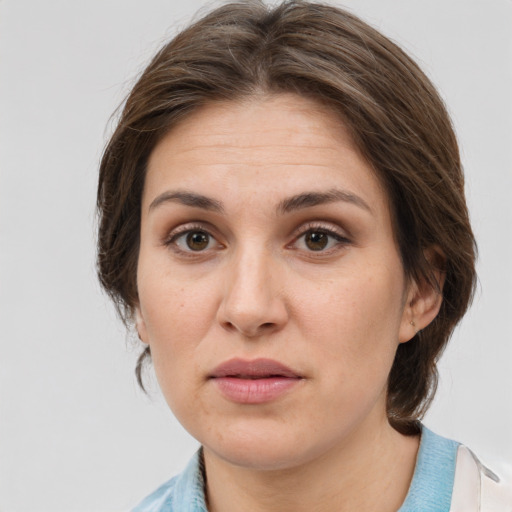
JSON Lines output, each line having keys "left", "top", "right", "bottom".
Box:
{"left": 1, "top": 0, "right": 511, "bottom": 510}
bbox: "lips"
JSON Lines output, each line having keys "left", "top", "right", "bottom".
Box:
{"left": 210, "top": 358, "right": 301, "bottom": 379}
{"left": 209, "top": 358, "right": 303, "bottom": 404}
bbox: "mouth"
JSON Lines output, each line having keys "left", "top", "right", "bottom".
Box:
{"left": 209, "top": 358, "right": 304, "bottom": 404}
{"left": 209, "top": 358, "right": 302, "bottom": 379}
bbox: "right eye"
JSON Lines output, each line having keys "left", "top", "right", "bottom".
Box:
{"left": 172, "top": 229, "right": 217, "bottom": 252}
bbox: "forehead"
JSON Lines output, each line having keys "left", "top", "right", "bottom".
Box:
{"left": 143, "top": 94, "right": 388, "bottom": 216}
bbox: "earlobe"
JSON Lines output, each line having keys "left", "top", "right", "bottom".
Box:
{"left": 135, "top": 306, "right": 149, "bottom": 344}
{"left": 399, "top": 247, "right": 446, "bottom": 343}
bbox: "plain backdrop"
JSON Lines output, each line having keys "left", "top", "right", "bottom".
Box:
{"left": 1, "top": 0, "right": 511, "bottom": 510}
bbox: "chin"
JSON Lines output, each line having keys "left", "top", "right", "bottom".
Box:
{"left": 208, "top": 442, "right": 309, "bottom": 471}
{"left": 199, "top": 420, "right": 330, "bottom": 472}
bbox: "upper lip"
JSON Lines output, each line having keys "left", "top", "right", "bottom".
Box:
{"left": 209, "top": 358, "right": 302, "bottom": 379}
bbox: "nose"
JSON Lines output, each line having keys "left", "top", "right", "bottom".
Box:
{"left": 217, "top": 248, "right": 289, "bottom": 338}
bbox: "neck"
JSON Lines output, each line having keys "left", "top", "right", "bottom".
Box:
{"left": 203, "top": 418, "right": 420, "bottom": 512}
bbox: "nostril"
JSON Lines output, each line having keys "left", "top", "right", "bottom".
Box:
{"left": 221, "top": 320, "right": 277, "bottom": 337}
{"left": 223, "top": 321, "right": 236, "bottom": 331}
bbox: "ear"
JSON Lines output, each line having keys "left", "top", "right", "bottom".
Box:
{"left": 399, "top": 246, "right": 446, "bottom": 344}
{"left": 135, "top": 306, "right": 149, "bottom": 344}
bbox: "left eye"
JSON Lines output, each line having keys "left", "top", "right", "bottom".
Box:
{"left": 295, "top": 229, "right": 345, "bottom": 252}
{"left": 173, "top": 230, "right": 217, "bottom": 252}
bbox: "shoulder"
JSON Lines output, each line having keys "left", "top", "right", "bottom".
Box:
{"left": 400, "top": 426, "right": 512, "bottom": 512}
{"left": 130, "top": 449, "right": 208, "bottom": 512}
{"left": 451, "top": 444, "right": 512, "bottom": 512}
{"left": 131, "top": 476, "right": 178, "bottom": 512}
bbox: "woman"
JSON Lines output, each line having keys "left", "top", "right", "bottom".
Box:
{"left": 97, "top": 1, "right": 511, "bottom": 510}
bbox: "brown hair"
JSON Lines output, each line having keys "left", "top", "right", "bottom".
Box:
{"left": 97, "top": 0, "right": 477, "bottom": 434}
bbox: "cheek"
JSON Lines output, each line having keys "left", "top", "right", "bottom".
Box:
{"left": 295, "top": 265, "right": 405, "bottom": 373}
{"left": 139, "top": 288, "right": 210, "bottom": 418}
{"left": 137, "top": 266, "right": 218, "bottom": 385}
{"left": 138, "top": 253, "right": 216, "bottom": 333}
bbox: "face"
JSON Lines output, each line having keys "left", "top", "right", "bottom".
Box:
{"left": 136, "top": 94, "right": 417, "bottom": 471}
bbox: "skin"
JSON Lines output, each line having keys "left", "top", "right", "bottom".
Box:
{"left": 136, "top": 94, "right": 443, "bottom": 512}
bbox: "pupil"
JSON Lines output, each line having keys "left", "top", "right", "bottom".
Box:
{"left": 306, "top": 231, "right": 328, "bottom": 251}
{"left": 186, "top": 231, "right": 209, "bottom": 251}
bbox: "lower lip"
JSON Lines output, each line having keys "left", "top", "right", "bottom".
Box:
{"left": 212, "top": 377, "right": 301, "bottom": 404}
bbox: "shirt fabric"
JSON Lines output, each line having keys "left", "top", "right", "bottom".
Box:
{"left": 131, "top": 426, "right": 510, "bottom": 511}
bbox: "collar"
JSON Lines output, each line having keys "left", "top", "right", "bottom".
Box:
{"left": 398, "top": 425, "right": 459, "bottom": 511}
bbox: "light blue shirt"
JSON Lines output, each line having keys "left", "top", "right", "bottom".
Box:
{"left": 132, "top": 426, "right": 459, "bottom": 512}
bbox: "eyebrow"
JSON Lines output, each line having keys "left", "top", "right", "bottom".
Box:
{"left": 148, "top": 188, "right": 371, "bottom": 215}
{"left": 277, "top": 189, "right": 372, "bottom": 215}
{"left": 148, "top": 190, "right": 224, "bottom": 213}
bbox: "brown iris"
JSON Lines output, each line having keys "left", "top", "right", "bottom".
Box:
{"left": 186, "top": 231, "right": 210, "bottom": 251}
{"left": 305, "top": 231, "right": 329, "bottom": 251}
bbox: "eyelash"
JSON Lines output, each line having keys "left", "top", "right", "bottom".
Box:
{"left": 290, "top": 222, "right": 351, "bottom": 254}
{"left": 163, "top": 222, "right": 351, "bottom": 257}
{"left": 163, "top": 223, "right": 221, "bottom": 257}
